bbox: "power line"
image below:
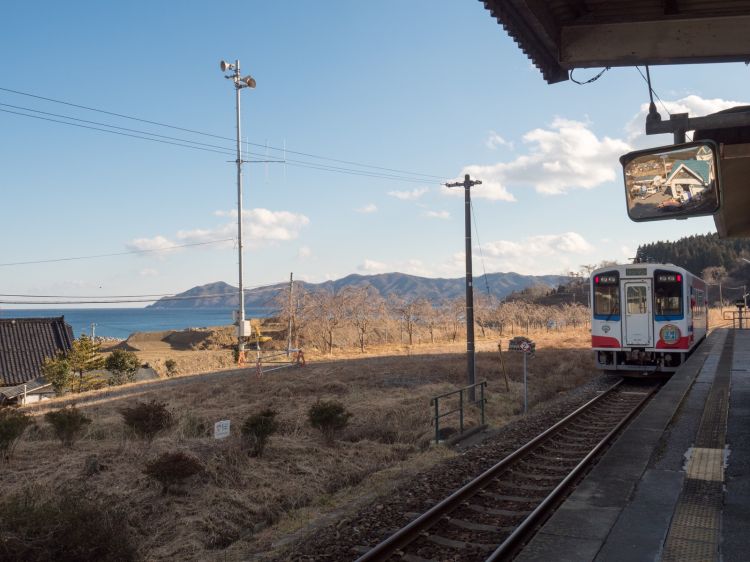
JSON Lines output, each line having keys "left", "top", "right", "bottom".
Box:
{"left": 0, "top": 107, "right": 236, "bottom": 157}
{"left": 0, "top": 85, "right": 447, "bottom": 181}
{"left": 0, "top": 282, "right": 286, "bottom": 300}
{"left": 470, "top": 200, "right": 492, "bottom": 298}
{"left": 0, "top": 238, "right": 234, "bottom": 267}
{"left": 1, "top": 106, "right": 441, "bottom": 184}
{"left": 0, "top": 298, "right": 285, "bottom": 305}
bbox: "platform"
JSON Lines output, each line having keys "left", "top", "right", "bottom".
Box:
{"left": 516, "top": 328, "right": 749, "bottom": 562}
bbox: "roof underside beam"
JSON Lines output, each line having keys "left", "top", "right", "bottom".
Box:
{"left": 561, "top": 15, "right": 750, "bottom": 69}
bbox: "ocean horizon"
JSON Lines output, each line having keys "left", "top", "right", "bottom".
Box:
{"left": 0, "top": 308, "right": 274, "bottom": 339}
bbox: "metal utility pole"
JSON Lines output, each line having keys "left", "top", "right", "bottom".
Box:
{"left": 220, "top": 59, "right": 256, "bottom": 361}
{"left": 445, "top": 174, "right": 482, "bottom": 401}
{"left": 287, "top": 272, "right": 294, "bottom": 355}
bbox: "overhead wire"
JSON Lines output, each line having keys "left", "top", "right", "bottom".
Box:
{"left": 0, "top": 85, "right": 447, "bottom": 182}
{"left": 0, "top": 238, "right": 234, "bottom": 267}
{"left": 0, "top": 106, "right": 443, "bottom": 184}
{"left": 469, "top": 200, "right": 493, "bottom": 299}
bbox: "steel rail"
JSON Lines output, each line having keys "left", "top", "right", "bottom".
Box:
{"left": 355, "top": 379, "right": 625, "bottom": 562}
{"left": 486, "top": 382, "right": 659, "bottom": 561}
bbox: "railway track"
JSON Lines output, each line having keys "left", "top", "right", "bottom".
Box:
{"left": 356, "top": 380, "right": 658, "bottom": 562}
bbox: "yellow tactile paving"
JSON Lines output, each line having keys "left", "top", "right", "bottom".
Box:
{"left": 685, "top": 447, "right": 724, "bottom": 482}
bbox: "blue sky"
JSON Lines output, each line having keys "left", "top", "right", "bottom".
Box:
{"left": 1, "top": 1, "right": 748, "bottom": 307}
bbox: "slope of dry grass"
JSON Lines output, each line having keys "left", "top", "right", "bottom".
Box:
{"left": 5, "top": 326, "right": 593, "bottom": 560}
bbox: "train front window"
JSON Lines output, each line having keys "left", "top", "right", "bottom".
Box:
{"left": 654, "top": 270, "right": 683, "bottom": 317}
{"left": 593, "top": 271, "right": 620, "bottom": 318}
{"left": 627, "top": 286, "right": 648, "bottom": 314}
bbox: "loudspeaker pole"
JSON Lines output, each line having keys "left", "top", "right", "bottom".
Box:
{"left": 445, "top": 174, "right": 482, "bottom": 402}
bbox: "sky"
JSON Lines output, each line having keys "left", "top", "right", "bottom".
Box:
{"left": 2, "top": 1, "right": 749, "bottom": 307}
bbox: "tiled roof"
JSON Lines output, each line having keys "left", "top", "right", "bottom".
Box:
{"left": 0, "top": 317, "right": 74, "bottom": 386}
{"left": 668, "top": 160, "right": 711, "bottom": 184}
{"left": 481, "top": 1, "right": 750, "bottom": 84}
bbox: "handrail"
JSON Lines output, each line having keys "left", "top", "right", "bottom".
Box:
{"left": 431, "top": 381, "right": 487, "bottom": 444}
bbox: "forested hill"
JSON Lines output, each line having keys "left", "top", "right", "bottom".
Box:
{"left": 636, "top": 233, "right": 750, "bottom": 275}
{"left": 148, "top": 272, "right": 568, "bottom": 309}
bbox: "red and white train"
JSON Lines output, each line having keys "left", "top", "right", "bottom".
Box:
{"left": 591, "top": 263, "right": 708, "bottom": 373}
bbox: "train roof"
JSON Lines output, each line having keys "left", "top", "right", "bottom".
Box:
{"left": 591, "top": 263, "right": 703, "bottom": 279}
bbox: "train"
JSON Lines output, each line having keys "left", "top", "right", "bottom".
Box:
{"left": 591, "top": 263, "right": 708, "bottom": 373}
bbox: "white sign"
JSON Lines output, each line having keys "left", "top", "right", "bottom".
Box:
{"left": 214, "top": 419, "right": 231, "bottom": 440}
{"left": 520, "top": 341, "right": 531, "bottom": 353}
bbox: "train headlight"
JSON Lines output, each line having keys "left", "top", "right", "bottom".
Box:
{"left": 660, "top": 324, "right": 681, "bottom": 345}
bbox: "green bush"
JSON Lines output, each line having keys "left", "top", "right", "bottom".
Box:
{"left": 241, "top": 409, "right": 279, "bottom": 457}
{"left": 105, "top": 350, "right": 140, "bottom": 386}
{"left": 0, "top": 486, "right": 138, "bottom": 561}
{"left": 41, "top": 354, "right": 72, "bottom": 395}
{"left": 308, "top": 400, "right": 352, "bottom": 445}
{"left": 0, "top": 407, "right": 32, "bottom": 461}
{"left": 164, "top": 359, "right": 178, "bottom": 377}
{"left": 119, "top": 400, "right": 174, "bottom": 442}
{"left": 143, "top": 451, "right": 203, "bottom": 494}
{"left": 44, "top": 406, "right": 92, "bottom": 447}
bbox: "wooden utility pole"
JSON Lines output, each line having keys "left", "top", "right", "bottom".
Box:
{"left": 445, "top": 174, "right": 482, "bottom": 402}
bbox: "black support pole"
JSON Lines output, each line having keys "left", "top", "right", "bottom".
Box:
{"left": 445, "top": 174, "right": 482, "bottom": 402}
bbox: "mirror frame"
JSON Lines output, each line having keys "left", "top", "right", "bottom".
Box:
{"left": 620, "top": 140, "right": 721, "bottom": 222}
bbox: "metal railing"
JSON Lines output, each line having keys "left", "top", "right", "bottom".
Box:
{"left": 431, "top": 381, "right": 487, "bottom": 444}
{"left": 723, "top": 310, "right": 750, "bottom": 329}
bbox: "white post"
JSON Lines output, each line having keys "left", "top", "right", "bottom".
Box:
{"left": 523, "top": 353, "right": 528, "bottom": 414}
{"left": 234, "top": 59, "right": 246, "bottom": 360}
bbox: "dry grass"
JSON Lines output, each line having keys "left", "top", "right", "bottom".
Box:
{"left": 7, "top": 325, "right": 595, "bottom": 560}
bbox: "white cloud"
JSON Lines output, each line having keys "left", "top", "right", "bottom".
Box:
{"left": 139, "top": 268, "right": 159, "bottom": 277}
{"left": 358, "top": 259, "right": 389, "bottom": 273}
{"left": 388, "top": 187, "right": 428, "bottom": 200}
{"left": 486, "top": 130, "right": 513, "bottom": 150}
{"left": 131, "top": 208, "right": 310, "bottom": 254}
{"left": 448, "top": 118, "right": 630, "bottom": 199}
{"left": 126, "top": 236, "right": 177, "bottom": 253}
{"left": 626, "top": 95, "right": 748, "bottom": 146}
{"left": 484, "top": 232, "right": 594, "bottom": 258}
{"left": 356, "top": 203, "right": 378, "bottom": 213}
{"left": 298, "top": 245, "right": 312, "bottom": 259}
{"left": 424, "top": 210, "right": 450, "bottom": 220}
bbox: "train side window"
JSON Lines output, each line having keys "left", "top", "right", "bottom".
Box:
{"left": 593, "top": 271, "right": 620, "bottom": 318}
{"left": 654, "top": 270, "right": 683, "bottom": 317}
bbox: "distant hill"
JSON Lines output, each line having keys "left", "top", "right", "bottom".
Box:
{"left": 147, "top": 272, "right": 569, "bottom": 309}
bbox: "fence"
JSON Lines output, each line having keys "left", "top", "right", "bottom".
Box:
{"left": 431, "top": 381, "right": 487, "bottom": 444}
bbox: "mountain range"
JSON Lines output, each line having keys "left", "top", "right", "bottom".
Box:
{"left": 147, "top": 272, "right": 569, "bottom": 309}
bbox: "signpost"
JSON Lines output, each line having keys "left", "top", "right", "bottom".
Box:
{"left": 509, "top": 337, "right": 536, "bottom": 414}
{"left": 214, "top": 420, "right": 231, "bottom": 440}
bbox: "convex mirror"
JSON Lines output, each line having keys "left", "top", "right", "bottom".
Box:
{"left": 620, "top": 141, "right": 720, "bottom": 222}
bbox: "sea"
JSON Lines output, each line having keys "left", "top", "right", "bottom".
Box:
{"left": 0, "top": 308, "right": 273, "bottom": 339}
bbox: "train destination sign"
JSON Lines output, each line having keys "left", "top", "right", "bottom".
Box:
{"left": 656, "top": 273, "right": 681, "bottom": 283}
{"left": 625, "top": 268, "right": 647, "bottom": 277}
{"left": 595, "top": 274, "right": 618, "bottom": 285}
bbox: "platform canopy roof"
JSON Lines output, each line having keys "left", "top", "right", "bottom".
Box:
{"left": 482, "top": 0, "right": 750, "bottom": 84}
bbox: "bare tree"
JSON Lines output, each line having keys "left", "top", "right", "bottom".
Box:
{"left": 390, "top": 296, "right": 419, "bottom": 345}
{"left": 303, "top": 290, "right": 345, "bottom": 354}
{"left": 414, "top": 298, "right": 439, "bottom": 344}
{"left": 341, "top": 284, "right": 384, "bottom": 352}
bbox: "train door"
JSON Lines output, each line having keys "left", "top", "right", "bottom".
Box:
{"left": 624, "top": 281, "right": 653, "bottom": 346}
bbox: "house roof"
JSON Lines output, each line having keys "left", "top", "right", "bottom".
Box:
{"left": 667, "top": 159, "right": 710, "bottom": 184}
{"left": 481, "top": 1, "right": 750, "bottom": 84}
{"left": 0, "top": 317, "right": 74, "bottom": 386}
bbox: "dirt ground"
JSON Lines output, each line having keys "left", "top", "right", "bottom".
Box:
{"left": 6, "top": 326, "right": 594, "bottom": 561}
